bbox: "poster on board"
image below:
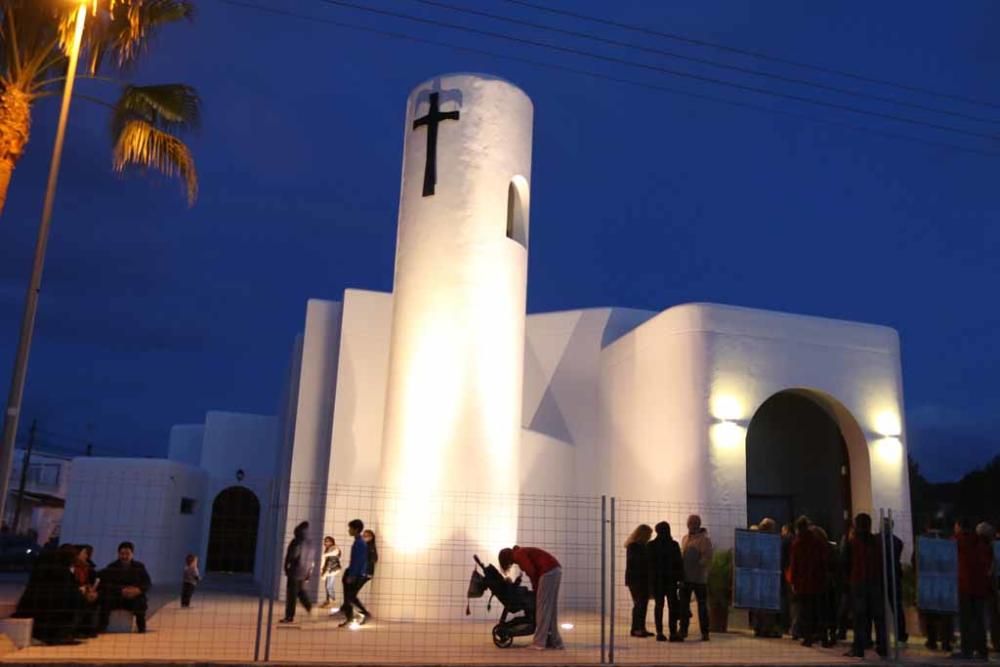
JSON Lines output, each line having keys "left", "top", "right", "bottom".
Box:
{"left": 917, "top": 536, "right": 958, "bottom": 614}
{"left": 733, "top": 529, "right": 782, "bottom": 611}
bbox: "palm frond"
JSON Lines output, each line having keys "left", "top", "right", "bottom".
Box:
{"left": 111, "top": 83, "right": 199, "bottom": 137}
{"left": 84, "top": 0, "right": 194, "bottom": 74}
{"left": 113, "top": 117, "right": 197, "bottom": 205}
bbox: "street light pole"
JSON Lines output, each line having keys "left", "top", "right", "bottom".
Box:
{"left": 0, "top": 3, "right": 88, "bottom": 521}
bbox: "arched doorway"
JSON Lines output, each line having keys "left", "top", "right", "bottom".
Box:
{"left": 206, "top": 486, "right": 260, "bottom": 574}
{"left": 746, "top": 390, "right": 864, "bottom": 541}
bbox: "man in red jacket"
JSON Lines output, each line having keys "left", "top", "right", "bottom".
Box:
{"left": 499, "top": 546, "right": 564, "bottom": 650}
{"left": 789, "top": 516, "right": 830, "bottom": 648}
{"left": 955, "top": 517, "right": 993, "bottom": 660}
{"left": 844, "top": 513, "right": 887, "bottom": 658}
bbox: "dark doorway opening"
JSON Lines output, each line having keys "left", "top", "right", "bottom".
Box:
{"left": 206, "top": 486, "right": 260, "bottom": 574}
{"left": 746, "top": 392, "right": 852, "bottom": 541}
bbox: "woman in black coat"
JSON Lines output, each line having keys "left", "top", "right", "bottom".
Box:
{"left": 648, "top": 521, "right": 684, "bottom": 641}
{"left": 625, "top": 524, "right": 654, "bottom": 637}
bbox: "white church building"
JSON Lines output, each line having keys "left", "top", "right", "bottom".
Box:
{"left": 61, "top": 74, "right": 911, "bottom": 603}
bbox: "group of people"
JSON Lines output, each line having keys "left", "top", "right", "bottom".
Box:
{"left": 624, "top": 515, "right": 714, "bottom": 642}
{"left": 281, "top": 519, "right": 378, "bottom": 627}
{"left": 760, "top": 512, "right": 997, "bottom": 661}
{"left": 14, "top": 541, "right": 153, "bottom": 645}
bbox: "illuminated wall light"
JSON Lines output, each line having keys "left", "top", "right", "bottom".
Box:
{"left": 874, "top": 437, "right": 903, "bottom": 464}
{"left": 711, "top": 395, "right": 744, "bottom": 422}
{"left": 710, "top": 421, "right": 746, "bottom": 450}
{"left": 874, "top": 411, "right": 902, "bottom": 438}
{"left": 560, "top": 623, "right": 575, "bottom": 631}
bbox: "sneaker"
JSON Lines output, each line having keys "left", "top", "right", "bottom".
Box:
{"left": 656, "top": 634, "right": 667, "bottom": 642}
{"left": 529, "top": 644, "right": 547, "bottom": 650}
{"left": 669, "top": 635, "right": 683, "bottom": 643}
{"left": 278, "top": 618, "right": 294, "bottom": 624}
{"left": 337, "top": 620, "right": 351, "bottom": 628}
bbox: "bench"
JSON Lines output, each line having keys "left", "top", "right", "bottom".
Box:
{"left": 105, "top": 609, "right": 135, "bottom": 633}
{"left": 0, "top": 617, "right": 32, "bottom": 649}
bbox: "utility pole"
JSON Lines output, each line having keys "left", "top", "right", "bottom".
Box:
{"left": 11, "top": 419, "right": 36, "bottom": 535}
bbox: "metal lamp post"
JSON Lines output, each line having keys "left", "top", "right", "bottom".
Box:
{"left": 0, "top": 2, "right": 89, "bottom": 525}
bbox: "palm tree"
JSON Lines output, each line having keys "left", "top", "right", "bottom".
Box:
{"left": 0, "top": 0, "right": 199, "bottom": 216}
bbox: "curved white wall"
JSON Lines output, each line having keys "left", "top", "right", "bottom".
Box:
{"left": 380, "top": 74, "right": 533, "bottom": 559}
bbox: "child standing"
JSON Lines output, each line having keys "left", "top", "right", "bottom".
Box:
{"left": 181, "top": 554, "right": 200, "bottom": 608}
{"left": 320, "top": 536, "right": 342, "bottom": 608}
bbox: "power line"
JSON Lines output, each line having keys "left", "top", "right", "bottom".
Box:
{"left": 305, "top": 0, "right": 999, "bottom": 142}
{"left": 502, "top": 0, "right": 1000, "bottom": 112}
{"left": 410, "top": 0, "right": 1000, "bottom": 127}
{"left": 219, "top": 0, "right": 1000, "bottom": 159}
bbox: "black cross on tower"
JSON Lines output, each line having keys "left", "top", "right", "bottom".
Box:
{"left": 413, "top": 92, "right": 460, "bottom": 197}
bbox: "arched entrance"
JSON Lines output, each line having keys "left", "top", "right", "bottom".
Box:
{"left": 746, "top": 390, "right": 869, "bottom": 541}
{"left": 206, "top": 486, "right": 260, "bottom": 574}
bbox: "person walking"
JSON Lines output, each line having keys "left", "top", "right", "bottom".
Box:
{"left": 648, "top": 520, "right": 684, "bottom": 642}
{"left": 339, "top": 519, "right": 369, "bottom": 627}
{"left": 625, "top": 524, "right": 653, "bottom": 638}
{"left": 843, "top": 513, "right": 886, "bottom": 659}
{"left": 498, "top": 545, "right": 565, "bottom": 650}
{"left": 319, "top": 536, "right": 342, "bottom": 609}
{"left": 789, "top": 517, "right": 829, "bottom": 648}
{"left": 351, "top": 529, "right": 378, "bottom": 624}
{"left": 679, "top": 514, "right": 713, "bottom": 641}
{"left": 955, "top": 517, "right": 992, "bottom": 660}
{"left": 279, "top": 521, "right": 314, "bottom": 624}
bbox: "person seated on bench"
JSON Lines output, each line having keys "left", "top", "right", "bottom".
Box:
{"left": 14, "top": 546, "right": 86, "bottom": 645}
{"left": 98, "top": 542, "right": 152, "bottom": 633}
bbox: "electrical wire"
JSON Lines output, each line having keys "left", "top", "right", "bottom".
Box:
{"left": 219, "top": 0, "right": 1000, "bottom": 158}
{"left": 502, "top": 0, "right": 1000, "bottom": 111}
{"left": 410, "top": 0, "right": 1000, "bottom": 127}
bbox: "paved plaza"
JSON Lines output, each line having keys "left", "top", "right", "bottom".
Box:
{"left": 0, "top": 591, "right": 990, "bottom": 665}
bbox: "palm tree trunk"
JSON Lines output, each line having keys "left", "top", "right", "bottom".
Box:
{"left": 0, "top": 86, "right": 33, "bottom": 218}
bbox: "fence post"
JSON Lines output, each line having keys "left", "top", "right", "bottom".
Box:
{"left": 889, "top": 508, "right": 900, "bottom": 663}
{"left": 253, "top": 480, "right": 276, "bottom": 662}
{"left": 600, "top": 495, "right": 606, "bottom": 664}
{"left": 878, "top": 508, "right": 892, "bottom": 662}
{"left": 263, "top": 482, "right": 284, "bottom": 662}
{"left": 609, "top": 497, "right": 616, "bottom": 665}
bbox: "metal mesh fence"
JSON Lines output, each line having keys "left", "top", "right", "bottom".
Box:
{"left": 0, "top": 479, "right": 992, "bottom": 665}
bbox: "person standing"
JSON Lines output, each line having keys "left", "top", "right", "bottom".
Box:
{"left": 339, "top": 519, "right": 368, "bottom": 627}
{"left": 789, "top": 517, "right": 829, "bottom": 647}
{"left": 648, "top": 521, "right": 684, "bottom": 642}
{"left": 625, "top": 524, "right": 653, "bottom": 638}
{"left": 955, "top": 517, "right": 992, "bottom": 660}
{"left": 352, "top": 529, "right": 378, "bottom": 623}
{"left": 918, "top": 523, "right": 953, "bottom": 653}
{"left": 498, "top": 545, "right": 565, "bottom": 650}
{"left": 98, "top": 541, "right": 152, "bottom": 633}
{"left": 844, "top": 514, "right": 886, "bottom": 659}
{"left": 319, "top": 536, "right": 342, "bottom": 608}
{"left": 181, "top": 554, "right": 200, "bottom": 608}
{"left": 680, "top": 514, "right": 713, "bottom": 641}
{"left": 279, "top": 521, "right": 314, "bottom": 624}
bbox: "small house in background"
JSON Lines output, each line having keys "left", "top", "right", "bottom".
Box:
{"left": 3, "top": 450, "right": 72, "bottom": 546}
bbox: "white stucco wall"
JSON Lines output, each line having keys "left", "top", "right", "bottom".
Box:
{"left": 327, "top": 289, "right": 393, "bottom": 488}
{"left": 61, "top": 458, "right": 207, "bottom": 587}
{"left": 600, "top": 302, "right": 912, "bottom": 552}
{"left": 167, "top": 424, "right": 204, "bottom": 466}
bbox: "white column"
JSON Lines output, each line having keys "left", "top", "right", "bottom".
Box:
{"left": 380, "top": 74, "right": 533, "bottom": 564}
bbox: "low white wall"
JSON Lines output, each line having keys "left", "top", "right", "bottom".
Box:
{"left": 61, "top": 458, "right": 208, "bottom": 588}
{"left": 167, "top": 424, "right": 204, "bottom": 466}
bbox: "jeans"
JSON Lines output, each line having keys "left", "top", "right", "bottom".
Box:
{"left": 680, "top": 582, "right": 709, "bottom": 638}
{"left": 628, "top": 584, "right": 649, "bottom": 633}
{"left": 796, "top": 593, "right": 821, "bottom": 643}
{"left": 324, "top": 576, "right": 337, "bottom": 603}
{"left": 851, "top": 585, "right": 886, "bottom": 656}
{"left": 652, "top": 585, "right": 680, "bottom": 638}
{"left": 284, "top": 577, "right": 311, "bottom": 621}
{"left": 341, "top": 575, "right": 363, "bottom": 621}
{"left": 959, "top": 594, "right": 987, "bottom": 657}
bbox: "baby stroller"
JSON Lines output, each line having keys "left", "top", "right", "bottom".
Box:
{"left": 467, "top": 554, "right": 536, "bottom": 648}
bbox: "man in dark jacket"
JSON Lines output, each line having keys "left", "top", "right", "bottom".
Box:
{"left": 98, "top": 541, "right": 152, "bottom": 633}
{"left": 789, "top": 517, "right": 829, "bottom": 647}
{"left": 844, "top": 514, "right": 886, "bottom": 658}
{"left": 881, "top": 518, "right": 908, "bottom": 643}
{"left": 648, "top": 521, "right": 684, "bottom": 642}
{"left": 955, "top": 517, "right": 992, "bottom": 660}
{"left": 280, "top": 521, "right": 314, "bottom": 623}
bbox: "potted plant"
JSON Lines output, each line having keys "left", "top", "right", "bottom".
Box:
{"left": 707, "top": 549, "right": 733, "bottom": 632}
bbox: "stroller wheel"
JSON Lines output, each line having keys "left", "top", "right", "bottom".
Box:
{"left": 492, "top": 624, "right": 513, "bottom": 648}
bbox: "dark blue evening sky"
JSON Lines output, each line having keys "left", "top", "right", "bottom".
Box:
{"left": 0, "top": 1, "right": 997, "bottom": 481}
